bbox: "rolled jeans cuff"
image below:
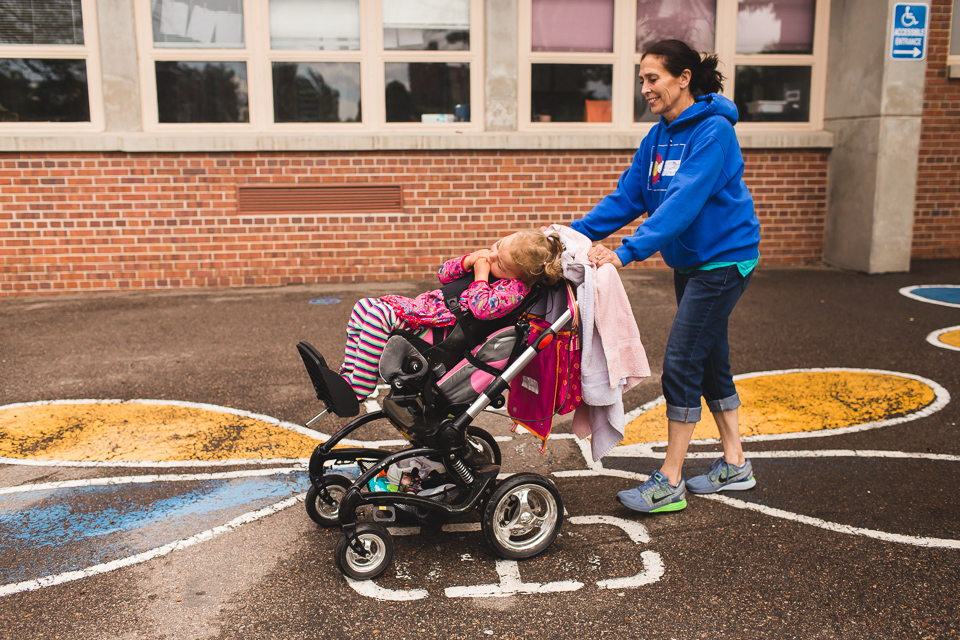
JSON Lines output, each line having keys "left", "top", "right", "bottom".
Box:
{"left": 706, "top": 393, "right": 741, "bottom": 413}
{"left": 665, "top": 403, "right": 702, "bottom": 423}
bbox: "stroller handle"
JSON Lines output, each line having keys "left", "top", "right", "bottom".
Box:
{"left": 452, "top": 307, "right": 574, "bottom": 430}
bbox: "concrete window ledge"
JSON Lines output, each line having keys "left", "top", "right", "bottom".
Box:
{"left": 0, "top": 130, "right": 833, "bottom": 153}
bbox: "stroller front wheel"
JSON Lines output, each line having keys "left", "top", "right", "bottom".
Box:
{"left": 482, "top": 473, "right": 563, "bottom": 559}
{"left": 334, "top": 523, "right": 394, "bottom": 580}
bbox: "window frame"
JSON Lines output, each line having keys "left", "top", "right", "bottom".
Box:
{"left": 0, "top": 0, "right": 105, "bottom": 133}
{"left": 133, "top": 0, "right": 485, "bottom": 132}
{"left": 949, "top": 0, "right": 960, "bottom": 70}
{"left": 518, "top": 0, "right": 830, "bottom": 133}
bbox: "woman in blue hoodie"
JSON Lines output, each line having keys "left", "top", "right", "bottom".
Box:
{"left": 572, "top": 39, "right": 761, "bottom": 514}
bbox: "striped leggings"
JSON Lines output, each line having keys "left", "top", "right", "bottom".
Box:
{"left": 340, "top": 297, "right": 426, "bottom": 400}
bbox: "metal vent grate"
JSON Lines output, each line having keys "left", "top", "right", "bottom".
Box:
{"left": 237, "top": 184, "right": 403, "bottom": 214}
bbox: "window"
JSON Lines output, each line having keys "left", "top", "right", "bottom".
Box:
{"left": 134, "top": 0, "right": 483, "bottom": 130}
{"left": 0, "top": 0, "right": 102, "bottom": 128}
{"left": 520, "top": 0, "right": 827, "bottom": 130}
{"left": 950, "top": 0, "right": 960, "bottom": 69}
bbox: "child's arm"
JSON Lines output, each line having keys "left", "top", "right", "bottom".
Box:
{"left": 462, "top": 279, "right": 531, "bottom": 320}
{"left": 438, "top": 250, "right": 492, "bottom": 284}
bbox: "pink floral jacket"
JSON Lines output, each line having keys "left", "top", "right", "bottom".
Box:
{"left": 380, "top": 256, "right": 531, "bottom": 328}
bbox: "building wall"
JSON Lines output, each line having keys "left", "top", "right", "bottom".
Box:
{"left": 913, "top": 0, "right": 960, "bottom": 259}
{"left": 0, "top": 149, "right": 827, "bottom": 296}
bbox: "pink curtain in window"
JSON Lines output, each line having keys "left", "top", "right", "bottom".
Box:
{"left": 532, "top": 0, "right": 614, "bottom": 53}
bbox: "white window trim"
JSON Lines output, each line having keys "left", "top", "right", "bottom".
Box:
{"left": 0, "top": 0, "right": 105, "bottom": 133}
{"left": 949, "top": 0, "right": 960, "bottom": 77}
{"left": 133, "top": 0, "right": 485, "bottom": 133}
{"left": 518, "top": 0, "right": 829, "bottom": 133}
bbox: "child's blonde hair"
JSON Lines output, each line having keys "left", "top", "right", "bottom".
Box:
{"left": 510, "top": 230, "right": 565, "bottom": 286}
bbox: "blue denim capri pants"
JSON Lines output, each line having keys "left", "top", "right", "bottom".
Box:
{"left": 661, "top": 264, "right": 754, "bottom": 423}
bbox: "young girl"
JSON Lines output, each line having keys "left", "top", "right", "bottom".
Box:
{"left": 338, "top": 229, "right": 565, "bottom": 400}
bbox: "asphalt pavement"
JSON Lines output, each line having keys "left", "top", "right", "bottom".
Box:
{"left": 1, "top": 259, "right": 958, "bottom": 640}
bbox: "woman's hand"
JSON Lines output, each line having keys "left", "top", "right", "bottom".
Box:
{"left": 587, "top": 244, "right": 623, "bottom": 269}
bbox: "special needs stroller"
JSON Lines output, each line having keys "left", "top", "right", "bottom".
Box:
{"left": 297, "top": 274, "right": 575, "bottom": 580}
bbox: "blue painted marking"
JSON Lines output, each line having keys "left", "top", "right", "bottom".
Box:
{"left": 0, "top": 473, "right": 305, "bottom": 584}
{"left": 309, "top": 298, "right": 341, "bottom": 305}
{"left": 911, "top": 287, "right": 960, "bottom": 304}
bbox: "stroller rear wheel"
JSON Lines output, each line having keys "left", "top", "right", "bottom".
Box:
{"left": 335, "top": 523, "right": 394, "bottom": 580}
{"left": 305, "top": 474, "right": 352, "bottom": 527}
{"left": 466, "top": 426, "right": 501, "bottom": 465}
{"left": 482, "top": 473, "right": 563, "bottom": 559}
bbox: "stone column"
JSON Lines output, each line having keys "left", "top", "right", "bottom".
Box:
{"left": 97, "top": 0, "right": 142, "bottom": 132}
{"left": 822, "top": 0, "right": 926, "bottom": 273}
{"left": 485, "top": 0, "right": 518, "bottom": 131}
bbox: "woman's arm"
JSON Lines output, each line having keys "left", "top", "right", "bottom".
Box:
{"left": 571, "top": 147, "right": 648, "bottom": 242}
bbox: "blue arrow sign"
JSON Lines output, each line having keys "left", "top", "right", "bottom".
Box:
{"left": 891, "top": 3, "right": 928, "bottom": 60}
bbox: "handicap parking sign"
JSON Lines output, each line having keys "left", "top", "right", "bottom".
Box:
{"left": 891, "top": 3, "right": 928, "bottom": 60}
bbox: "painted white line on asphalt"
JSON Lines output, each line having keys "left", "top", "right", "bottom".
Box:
{"left": 0, "top": 456, "right": 309, "bottom": 469}
{"left": 926, "top": 325, "right": 960, "bottom": 352}
{"left": 444, "top": 559, "right": 583, "bottom": 598}
{"left": 568, "top": 515, "right": 650, "bottom": 544}
{"left": 345, "top": 578, "right": 428, "bottom": 601}
{"left": 596, "top": 550, "right": 664, "bottom": 590}
{"left": 0, "top": 467, "right": 302, "bottom": 495}
{"left": 899, "top": 285, "right": 960, "bottom": 309}
{"left": 609, "top": 449, "right": 960, "bottom": 463}
{"left": 0, "top": 494, "right": 304, "bottom": 598}
{"left": 704, "top": 493, "right": 960, "bottom": 550}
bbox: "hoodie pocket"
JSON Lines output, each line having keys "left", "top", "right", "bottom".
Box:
{"left": 662, "top": 236, "right": 703, "bottom": 268}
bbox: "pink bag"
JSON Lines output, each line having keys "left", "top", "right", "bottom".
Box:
{"left": 508, "top": 283, "right": 581, "bottom": 451}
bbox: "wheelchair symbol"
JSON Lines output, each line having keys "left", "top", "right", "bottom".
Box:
{"left": 344, "top": 515, "right": 664, "bottom": 601}
{"left": 900, "top": 6, "right": 919, "bottom": 27}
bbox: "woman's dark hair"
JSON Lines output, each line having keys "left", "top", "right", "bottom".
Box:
{"left": 641, "top": 39, "right": 724, "bottom": 96}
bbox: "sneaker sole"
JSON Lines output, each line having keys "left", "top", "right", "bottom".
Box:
{"left": 688, "top": 476, "right": 757, "bottom": 494}
{"left": 651, "top": 498, "right": 687, "bottom": 513}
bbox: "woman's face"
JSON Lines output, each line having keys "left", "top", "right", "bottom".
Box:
{"left": 639, "top": 55, "right": 693, "bottom": 124}
{"left": 488, "top": 233, "right": 525, "bottom": 281}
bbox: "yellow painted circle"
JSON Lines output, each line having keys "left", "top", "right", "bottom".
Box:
{"left": 0, "top": 402, "right": 319, "bottom": 462}
{"left": 938, "top": 330, "right": 960, "bottom": 349}
{"left": 621, "top": 370, "right": 938, "bottom": 446}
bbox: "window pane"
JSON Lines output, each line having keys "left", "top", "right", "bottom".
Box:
{"left": 531, "top": 63, "right": 613, "bottom": 123}
{"left": 269, "top": 0, "right": 360, "bottom": 50}
{"left": 737, "top": 0, "right": 815, "bottom": 54}
{"left": 151, "top": 0, "right": 244, "bottom": 48}
{"left": 532, "top": 0, "right": 613, "bottom": 53}
{"left": 273, "top": 61, "right": 361, "bottom": 122}
{"left": 0, "top": 58, "right": 89, "bottom": 122}
{"left": 0, "top": 0, "right": 84, "bottom": 45}
{"left": 633, "top": 64, "right": 659, "bottom": 122}
{"left": 156, "top": 61, "right": 248, "bottom": 123}
{"left": 384, "top": 62, "right": 469, "bottom": 122}
{"left": 952, "top": 1, "right": 960, "bottom": 56}
{"left": 382, "top": 0, "right": 469, "bottom": 51}
{"left": 636, "top": 0, "right": 716, "bottom": 54}
{"left": 734, "top": 65, "right": 811, "bottom": 122}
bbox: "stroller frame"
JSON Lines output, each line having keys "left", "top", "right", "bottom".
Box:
{"left": 298, "top": 282, "right": 574, "bottom": 580}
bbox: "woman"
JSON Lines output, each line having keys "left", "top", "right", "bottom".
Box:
{"left": 572, "top": 39, "right": 761, "bottom": 514}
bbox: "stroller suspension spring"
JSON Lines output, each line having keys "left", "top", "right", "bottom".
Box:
{"left": 448, "top": 455, "right": 475, "bottom": 485}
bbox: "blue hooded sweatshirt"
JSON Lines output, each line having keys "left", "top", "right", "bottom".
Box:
{"left": 571, "top": 93, "right": 760, "bottom": 270}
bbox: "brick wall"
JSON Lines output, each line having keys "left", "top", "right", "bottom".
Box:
{"left": 914, "top": 0, "right": 960, "bottom": 259}
{"left": 0, "top": 149, "right": 827, "bottom": 297}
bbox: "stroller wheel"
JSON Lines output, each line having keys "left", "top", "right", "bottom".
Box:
{"left": 335, "top": 523, "right": 394, "bottom": 580}
{"left": 467, "top": 426, "right": 501, "bottom": 465}
{"left": 482, "top": 473, "right": 563, "bottom": 560}
{"left": 305, "top": 475, "right": 352, "bottom": 527}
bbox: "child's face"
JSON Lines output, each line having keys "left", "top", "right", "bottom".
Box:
{"left": 488, "top": 233, "right": 525, "bottom": 281}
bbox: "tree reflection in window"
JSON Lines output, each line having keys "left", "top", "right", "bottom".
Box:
{"left": 156, "top": 60, "right": 248, "bottom": 123}
{"left": 0, "top": 58, "right": 89, "bottom": 122}
{"left": 272, "top": 61, "right": 361, "bottom": 123}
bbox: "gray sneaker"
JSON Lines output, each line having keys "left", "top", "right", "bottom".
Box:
{"left": 616, "top": 471, "right": 687, "bottom": 513}
{"left": 686, "top": 457, "right": 756, "bottom": 494}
